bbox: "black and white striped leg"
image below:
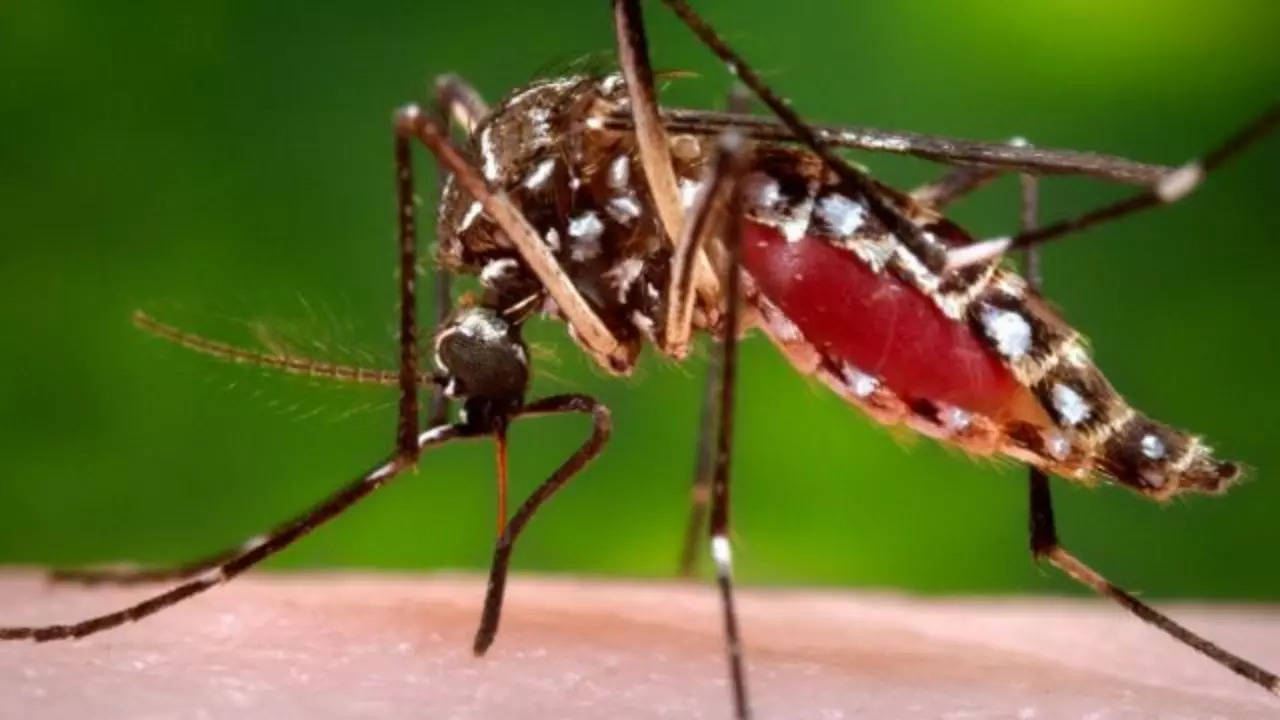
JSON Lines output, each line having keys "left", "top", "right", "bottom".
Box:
{"left": 51, "top": 113, "right": 433, "bottom": 588}
{"left": 471, "top": 394, "right": 612, "bottom": 654}
{"left": 678, "top": 344, "right": 719, "bottom": 578}
{"left": 1018, "top": 176, "right": 1279, "bottom": 696}
{"left": 0, "top": 424, "right": 472, "bottom": 642}
{"left": 709, "top": 133, "right": 752, "bottom": 720}
{"left": 951, "top": 103, "right": 1279, "bottom": 267}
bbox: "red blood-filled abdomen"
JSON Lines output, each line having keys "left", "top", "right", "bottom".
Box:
{"left": 741, "top": 221, "right": 1020, "bottom": 418}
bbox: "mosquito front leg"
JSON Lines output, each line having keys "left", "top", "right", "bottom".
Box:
{"left": 663, "top": 136, "right": 744, "bottom": 354}
{"left": 471, "top": 394, "right": 612, "bottom": 654}
{"left": 394, "top": 107, "right": 628, "bottom": 371}
{"left": 0, "top": 425, "right": 470, "bottom": 642}
{"left": 428, "top": 76, "right": 491, "bottom": 426}
{"left": 613, "top": 0, "right": 721, "bottom": 314}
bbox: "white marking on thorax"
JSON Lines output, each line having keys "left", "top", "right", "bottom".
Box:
{"left": 543, "top": 228, "right": 561, "bottom": 251}
{"left": 608, "top": 154, "right": 631, "bottom": 190}
{"left": 606, "top": 195, "right": 642, "bottom": 223}
{"left": 480, "top": 258, "right": 519, "bottom": 287}
{"left": 480, "top": 126, "right": 500, "bottom": 182}
{"left": 568, "top": 211, "right": 605, "bottom": 243}
{"left": 522, "top": 158, "right": 556, "bottom": 190}
{"left": 679, "top": 177, "right": 705, "bottom": 210}
{"left": 457, "top": 201, "right": 483, "bottom": 233}
{"left": 816, "top": 193, "right": 866, "bottom": 236}
{"left": 605, "top": 258, "right": 645, "bottom": 301}
{"left": 1051, "top": 383, "right": 1091, "bottom": 426}
{"left": 630, "top": 311, "right": 655, "bottom": 338}
{"left": 977, "top": 304, "right": 1033, "bottom": 358}
{"left": 528, "top": 107, "right": 552, "bottom": 143}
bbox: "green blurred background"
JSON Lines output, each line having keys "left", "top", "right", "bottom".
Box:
{"left": 1, "top": 1, "right": 1277, "bottom": 600}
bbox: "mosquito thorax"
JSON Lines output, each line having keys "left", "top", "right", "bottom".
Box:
{"left": 436, "top": 73, "right": 702, "bottom": 373}
{"left": 433, "top": 306, "right": 529, "bottom": 429}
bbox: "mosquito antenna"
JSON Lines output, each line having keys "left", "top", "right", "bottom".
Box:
{"left": 132, "top": 310, "right": 430, "bottom": 387}
{"left": 949, "top": 103, "right": 1280, "bottom": 268}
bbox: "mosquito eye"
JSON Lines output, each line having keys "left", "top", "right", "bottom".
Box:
{"left": 433, "top": 307, "right": 529, "bottom": 403}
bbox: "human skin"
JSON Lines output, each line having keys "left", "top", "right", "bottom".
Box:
{"left": 0, "top": 571, "right": 1277, "bottom": 719}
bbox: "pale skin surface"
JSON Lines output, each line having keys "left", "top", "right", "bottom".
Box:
{"left": 1, "top": 571, "right": 1277, "bottom": 719}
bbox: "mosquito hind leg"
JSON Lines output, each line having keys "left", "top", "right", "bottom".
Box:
{"left": 1025, "top": 468, "right": 1280, "bottom": 694}
{"left": 678, "top": 344, "right": 719, "bottom": 577}
{"left": 949, "top": 103, "right": 1279, "bottom": 267}
{"left": 471, "top": 394, "right": 612, "bottom": 654}
{"left": 1017, "top": 175, "right": 1278, "bottom": 696}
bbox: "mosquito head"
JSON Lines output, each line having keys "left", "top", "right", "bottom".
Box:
{"left": 434, "top": 306, "right": 530, "bottom": 431}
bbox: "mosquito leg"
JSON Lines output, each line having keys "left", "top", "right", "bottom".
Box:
{"left": 949, "top": 103, "right": 1280, "bottom": 268}
{"left": 678, "top": 343, "right": 719, "bottom": 577}
{"left": 394, "top": 106, "right": 627, "bottom": 371}
{"left": 660, "top": 0, "right": 948, "bottom": 274}
{"left": 1, "top": 425, "right": 471, "bottom": 642}
{"left": 472, "top": 394, "right": 613, "bottom": 654}
{"left": 702, "top": 131, "right": 753, "bottom": 719}
{"left": 607, "top": 109, "right": 1176, "bottom": 187}
{"left": 911, "top": 164, "right": 1006, "bottom": 210}
{"left": 1017, "top": 175, "right": 1278, "bottom": 696}
{"left": 613, "top": 0, "right": 720, "bottom": 312}
{"left": 1027, "top": 469, "right": 1280, "bottom": 694}
{"left": 393, "top": 122, "right": 424, "bottom": 460}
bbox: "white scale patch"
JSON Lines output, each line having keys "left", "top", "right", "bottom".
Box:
{"left": 606, "top": 195, "right": 642, "bottom": 223}
{"left": 457, "top": 201, "right": 483, "bottom": 233}
{"left": 1045, "top": 431, "right": 1072, "bottom": 461}
{"left": 779, "top": 197, "right": 814, "bottom": 243}
{"left": 839, "top": 363, "right": 879, "bottom": 399}
{"left": 1141, "top": 433, "right": 1167, "bottom": 460}
{"left": 608, "top": 154, "right": 631, "bottom": 190}
{"left": 544, "top": 228, "right": 561, "bottom": 251}
{"left": 679, "top": 177, "right": 705, "bottom": 210}
{"left": 1051, "top": 383, "right": 1091, "bottom": 426}
{"left": 605, "top": 257, "right": 645, "bottom": 302}
{"left": 743, "top": 172, "right": 781, "bottom": 210}
{"left": 480, "top": 257, "right": 519, "bottom": 287}
{"left": 940, "top": 405, "right": 972, "bottom": 432}
{"left": 522, "top": 158, "right": 556, "bottom": 190}
{"left": 815, "top": 193, "right": 866, "bottom": 237}
{"left": 978, "top": 304, "right": 1033, "bottom": 358}
{"left": 568, "top": 211, "right": 605, "bottom": 244}
{"left": 480, "top": 126, "right": 500, "bottom": 182}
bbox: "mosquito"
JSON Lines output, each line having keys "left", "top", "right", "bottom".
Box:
{"left": 3, "top": 1, "right": 1277, "bottom": 717}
